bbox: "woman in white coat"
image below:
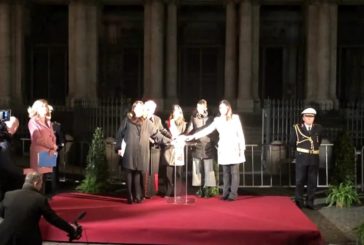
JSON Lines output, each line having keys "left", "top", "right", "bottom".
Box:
{"left": 186, "top": 100, "right": 245, "bottom": 201}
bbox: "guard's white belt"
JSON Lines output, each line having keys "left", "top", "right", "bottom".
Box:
{"left": 296, "top": 148, "right": 319, "bottom": 155}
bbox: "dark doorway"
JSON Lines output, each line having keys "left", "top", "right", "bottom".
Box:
{"left": 259, "top": 5, "right": 304, "bottom": 100}
{"left": 178, "top": 6, "right": 225, "bottom": 106}
{"left": 99, "top": 6, "right": 144, "bottom": 100}
{"left": 27, "top": 5, "right": 68, "bottom": 105}
{"left": 337, "top": 6, "right": 364, "bottom": 101}
{"left": 261, "top": 47, "right": 283, "bottom": 99}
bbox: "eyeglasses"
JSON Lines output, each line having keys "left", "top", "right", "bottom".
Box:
{"left": 304, "top": 115, "right": 315, "bottom": 118}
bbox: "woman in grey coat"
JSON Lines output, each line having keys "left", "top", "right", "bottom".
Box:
{"left": 115, "top": 101, "right": 171, "bottom": 204}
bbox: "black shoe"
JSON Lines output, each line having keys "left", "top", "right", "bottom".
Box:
{"left": 227, "top": 198, "right": 235, "bottom": 201}
{"left": 295, "top": 200, "right": 303, "bottom": 209}
{"left": 220, "top": 195, "right": 228, "bottom": 201}
{"left": 127, "top": 198, "right": 133, "bottom": 204}
{"left": 305, "top": 204, "right": 318, "bottom": 210}
{"left": 134, "top": 198, "right": 143, "bottom": 204}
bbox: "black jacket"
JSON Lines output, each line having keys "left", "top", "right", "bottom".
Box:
{"left": 289, "top": 123, "right": 323, "bottom": 166}
{"left": 115, "top": 117, "right": 171, "bottom": 172}
{"left": 0, "top": 185, "right": 74, "bottom": 245}
{"left": 186, "top": 111, "right": 217, "bottom": 159}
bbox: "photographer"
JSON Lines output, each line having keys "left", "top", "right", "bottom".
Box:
{"left": 0, "top": 116, "right": 24, "bottom": 200}
{"left": 0, "top": 171, "right": 80, "bottom": 245}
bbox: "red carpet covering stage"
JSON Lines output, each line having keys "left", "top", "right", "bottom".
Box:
{"left": 41, "top": 193, "right": 323, "bottom": 245}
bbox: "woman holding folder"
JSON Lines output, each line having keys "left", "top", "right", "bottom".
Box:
{"left": 27, "top": 99, "right": 57, "bottom": 175}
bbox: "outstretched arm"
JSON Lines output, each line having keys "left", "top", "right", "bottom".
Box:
{"left": 187, "top": 119, "right": 217, "bottom": 141}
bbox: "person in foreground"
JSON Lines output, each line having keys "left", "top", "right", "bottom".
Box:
{"left": 185, "top": 100, "right": 246, "bottom": 201}
{"left": 0, "top": 171, "right": 79, "bottom": 245}
{"left": 290, "top": 107, "right": 322, "bottom": 210}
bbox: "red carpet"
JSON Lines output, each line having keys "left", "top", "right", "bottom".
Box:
{"left": 41, "top": 193, "right": 323, "bottom": 245}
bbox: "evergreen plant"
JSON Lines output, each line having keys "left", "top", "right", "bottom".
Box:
{"left": 77, "top": 127, "right": 109, "bottom": 193}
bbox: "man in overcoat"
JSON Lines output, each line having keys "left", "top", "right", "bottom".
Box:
{"left": 143, "top": 100, "right": 171, "bottom": 198}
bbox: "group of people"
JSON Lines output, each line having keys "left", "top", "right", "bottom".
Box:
{"left": 115, "top": 99, "right": 247, "bottom": 204}
{"left": 0, "top": 99, "right": 77, "bottom": 245}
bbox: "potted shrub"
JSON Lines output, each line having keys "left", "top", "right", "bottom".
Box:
{"left": 77, "top": 127, "right": 109, "bottom": 193}
{"left": 326, "top": 180, "right": 361, "bottom": 208}
{"left": 326, "top": 131, "right": 360, "bottom": 208}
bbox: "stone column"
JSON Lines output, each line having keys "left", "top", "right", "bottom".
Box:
{"left": 165, "top": 0, "right": 178, "bottom": 108}
{"left": 144, "top": 0, "right": 152, "bottom": 95}
{"left": 12, "top": 1, "right": 25, "bottom": 106}
{"left": 68, "top": 0, "right": 98, "bottom": 105}
{"left": 305, "top": 0, "right": 337, "bottom": 109}
{"left": 224, "top": 0, "right": 237, "bottom": 102}
{"left": 0, "top": 1, "right": 11, "bottom": 106}
{"left": 305, "top": 2, "right": 318, "bottom": 102}
{"left": 328, "top": 2, "right": 338, "bottom": 106}
{"left": 237, "top": 0, "right": 259, "bottom": 112}
{"left": 144, "top": 0, "right": 164, "bottom": 108}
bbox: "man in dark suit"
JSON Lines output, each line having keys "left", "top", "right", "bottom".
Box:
{"left": 0, "top": 172, "right": 78, "bottom": 245}
{"left": 290, "top": 108, "right": 323, "bottom": 210}
{"left": 143, "top": 100, "right": 171, "bottom": 198}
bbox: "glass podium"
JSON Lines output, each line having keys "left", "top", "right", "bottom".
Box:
{"left": 166, "top": 141, "right": 196, "bottom": 205}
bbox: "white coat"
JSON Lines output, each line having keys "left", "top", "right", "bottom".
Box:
{"left": 193, "top": 114, "right": 246, "bottom": 165}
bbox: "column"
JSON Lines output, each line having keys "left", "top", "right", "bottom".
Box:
{"left": 165, "top": 0, "right": 178, "bottom": 108}
{"left": 237, "top": 0, "right": 257, "bottom": 112}
{"left": 328, "top": 2, "right": 338, "bottom": 106}
{"left": 0, "top": 1, "right": 11, "bottom": 106}
{"left": 305, "top": 0, "right": 337, "bottom": 109}
{"left": 144, "top": 0, "right": 152, "bottom": 95}
{"left": 68, "top": 0, "right": 98, "bottom": 105}
{"left": 144, "top": 0, "right": 164, "bottom": 108}
{"left": 12, "top": 1, "right": 25, "bottom": 106}
{"left": 305, "top": 1, "right": 318, "bottom": 102}
{"left": 224, "top": 0, "right": 237, "bottom": 102}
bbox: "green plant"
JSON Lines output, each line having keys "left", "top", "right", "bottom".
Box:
{"left": 326, "top": 180, "right": 361, "bottom": 208}
{"left": 77, "top": 127, "right": 109, "bottom": 193}
{"left": 331, "top": 131, "right": 355, "bottom": 184}
{"left": 354, "top": 222, "right": 364, "bottom": 245}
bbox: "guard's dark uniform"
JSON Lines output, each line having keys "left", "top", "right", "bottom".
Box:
{"left": 290, "top": 123, "right": 323, "bottom": 208}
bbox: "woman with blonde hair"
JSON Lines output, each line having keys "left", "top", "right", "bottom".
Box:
{"left": 27, "top": 99, "right": 57, "bottom": 174}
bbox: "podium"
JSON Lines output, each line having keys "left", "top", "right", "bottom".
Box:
{"left": 166, "top": 142, "right": 196, "bottom": 205}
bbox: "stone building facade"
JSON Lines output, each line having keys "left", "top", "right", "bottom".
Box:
{"left": 0, "top": 0, "right": 364, "bottom": 111}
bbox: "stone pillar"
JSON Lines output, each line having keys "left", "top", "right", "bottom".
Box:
{"left": 12, "top": 1, "right": 25, "bottom": 106}
{"left": 144, "top": 0, "right": 164, "bottom": 108}
{"left": 144, "top": 0, "right": 152, "bottom": 95}
{"left": 224, "top": 0, "right": 237, "bottom": 102}
{"left": 328, "top": 2, "right": 338, "bottom": 106}
{"left": 165, "top": 0, "right": 178, "bottom": 108}
{"left": 305, "top": 0, "right": 337, "bottom": 109}
{"left": 237, "top": 0, "right": 259, "bottom": 112}
{"left": 68, "top": 0, "right": 98, "bottom": 104}
{"left": 0, "top": 1, "right": 11, "bottom": 106}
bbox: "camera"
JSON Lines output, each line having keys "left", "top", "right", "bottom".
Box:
{"left": 0, "top": 109, "right": 11, "bottom": 122}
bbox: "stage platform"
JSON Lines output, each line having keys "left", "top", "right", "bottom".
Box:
{"left": 41, "top": 193, "right": 323, "bottom": 245}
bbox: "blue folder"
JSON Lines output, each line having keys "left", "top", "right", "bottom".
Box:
{"left": 38, "top": 151, "right": 58, "bottom": 167}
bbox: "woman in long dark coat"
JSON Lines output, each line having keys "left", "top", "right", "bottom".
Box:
{"left": 115, "top": 101, "right": 171, "bottom": 204}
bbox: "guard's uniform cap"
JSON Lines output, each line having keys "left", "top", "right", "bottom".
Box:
{"left": 301, "top": 108, "right": 317, "bottom": 115}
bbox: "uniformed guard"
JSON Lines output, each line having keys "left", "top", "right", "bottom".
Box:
{"left": 290, "top": 108, "right": 323, "bottom": 209}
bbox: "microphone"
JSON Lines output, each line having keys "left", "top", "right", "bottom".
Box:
{"left": 73, "top": 211, "right": 86, "bottom": 223}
